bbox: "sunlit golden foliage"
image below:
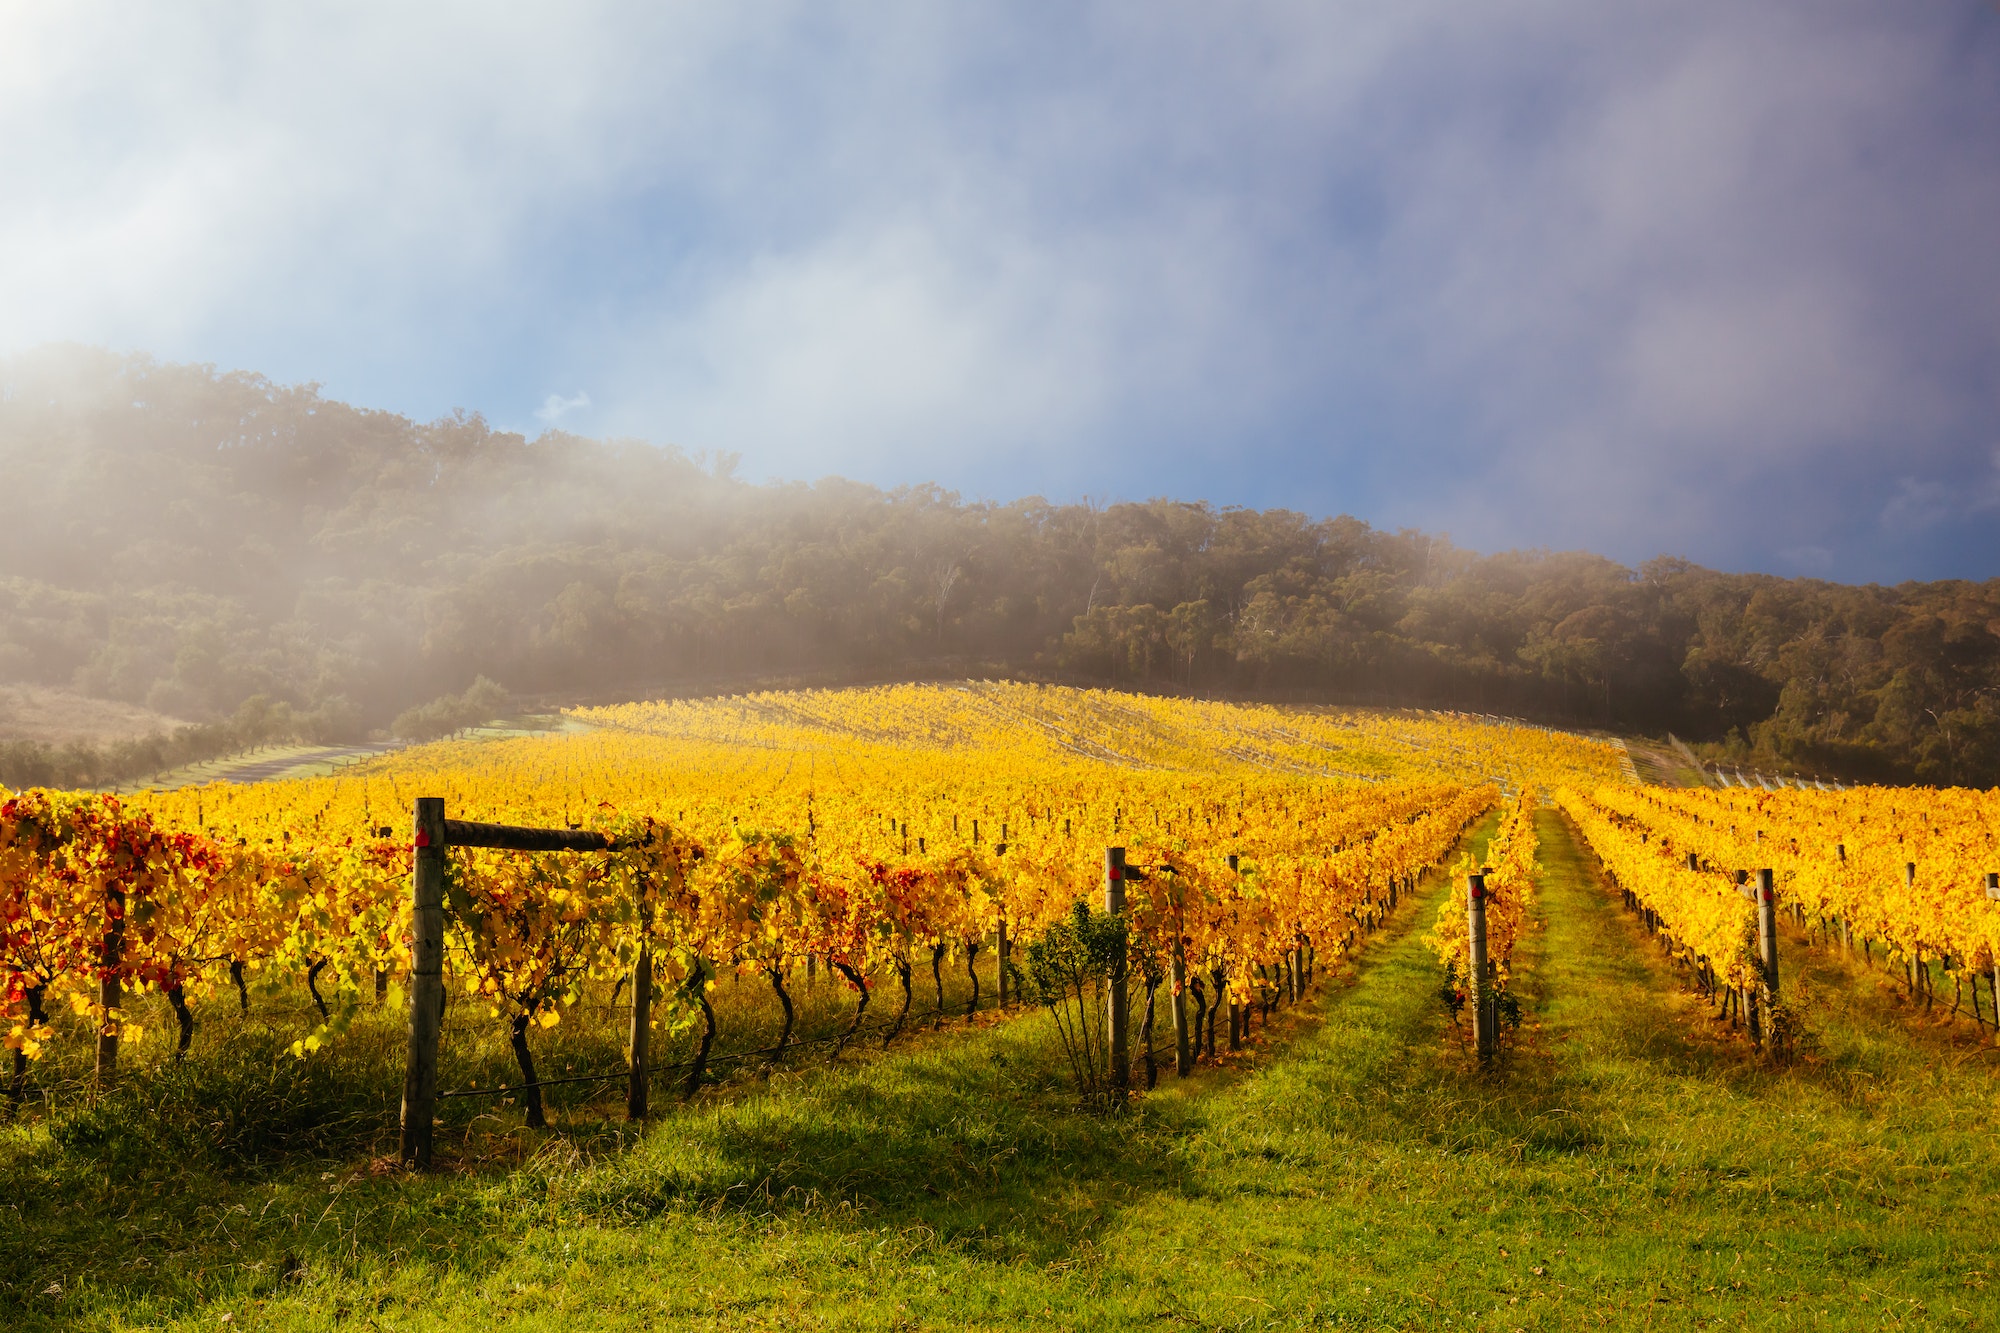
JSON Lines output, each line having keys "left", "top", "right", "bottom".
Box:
{"left": 4, "top": 685, "right": 1626, "bottom": 1063}
{"left": 1429, "top": 787, "right": 1539, "bottom": 987}
{"left": 1569, "top": 784, "right": 2000, "bottom": 980}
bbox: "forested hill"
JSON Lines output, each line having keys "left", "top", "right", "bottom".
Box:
{"left": 3, "top": 345, "right": 1997, "bottom": 785}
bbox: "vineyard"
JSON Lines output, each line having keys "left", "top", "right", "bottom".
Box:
{"left": 4, "top": 683, "right": 2000, "bottom": 1330}
{"left": 1, "top": 685, "right": 1619, "bottom": 1131}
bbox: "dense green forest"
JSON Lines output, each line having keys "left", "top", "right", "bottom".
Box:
{"left": 2, "top": 345, "right": 1997, "bottom": 786}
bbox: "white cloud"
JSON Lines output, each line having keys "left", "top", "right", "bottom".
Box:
{"left": 0, "top": 2, "right": 1993, "bottom": 575}
{"left": 1880, "top": 480, "right": 1958, "bottom": 536}
{"left": 534, "top": 391, "right": 592, "bottom": 425}
{"left": 0, "top": 2, "right": 744, "bottom": 356}
{"left": 605, "top": 225, "right": 1110, "bottom": 476}
{"left": 1874, "top": 450, "right": 2000, "bottom": 538}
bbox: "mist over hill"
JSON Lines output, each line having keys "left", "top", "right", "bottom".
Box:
{"left": 2, "top": 345, "right": 1997, "bottom": 786}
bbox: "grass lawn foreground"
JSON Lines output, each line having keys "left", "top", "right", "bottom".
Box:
{"left": 5, "top": 811, "right": 1999, "bottom": 1330}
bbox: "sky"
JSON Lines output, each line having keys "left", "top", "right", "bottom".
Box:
{"left": 2, "top": 2, "right": 1997, "bottom": 584}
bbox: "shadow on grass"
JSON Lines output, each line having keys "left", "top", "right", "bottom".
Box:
{"left": 530, "top": 1018, "right": 1211, "bottom": 1265}
{"left": 491, "top": 829, "right": 1494, "bottom": 1265}
{"left": 0, "top": 992, "right": 1222, "bottom": 1322}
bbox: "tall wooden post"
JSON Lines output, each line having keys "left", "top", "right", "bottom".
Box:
{"left": 1224, "top": 854, "right": 1243, "bottom": 1046}
{"left": 1837, "top": 843, "right": 1853, "bottom": 953}
{"left": 1170, "top": 937, "right": 1192, "bottom": 1075}
{"left": 1104, "top": 847, "right": 1129, "bottom": 1098}
{"left": 627, "top": 945, "right": 653, "bottom": 1121}
{"left": 95, "top": 884, "right": 127, "bottom": 1087}
{"left": 1467, "top": 872, "right": 1493, "bottom": 1062}
{"left": 1986, "top": 874, "right": 1999, "bottom": 1035}
{"left": 1905, "top": 862, "right": 1925, "bottom": 1000}
{"left": 1755, "top": 868, "right": 1779, "bottom": 999}
{"left": 401, "top": 797, "right": 447, "bottom": 1168}
{"left": 997, "top": 918, "right": 1010, "bottom": 1008}
{"left": 1161, "top": 865, "right": 1192, "bottom": 1077}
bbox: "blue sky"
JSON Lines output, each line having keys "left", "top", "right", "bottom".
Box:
{"left": 3, "top": 2, "right": 1998, "bottom": 583}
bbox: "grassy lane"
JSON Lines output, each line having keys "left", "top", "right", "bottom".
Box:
{"left": 14, "top": 808, "right": 2000, "bottom": 1331}
{"left": 1417, "top": 810, "right": 2000, "bottom": 1331}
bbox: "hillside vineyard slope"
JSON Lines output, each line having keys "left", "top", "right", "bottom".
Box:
{"left": 3, "top": 347, "right": 1997, "bottom": 783}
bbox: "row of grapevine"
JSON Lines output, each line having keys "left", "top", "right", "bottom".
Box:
{"left": 3, "top": 777, "right": 1498, "bottom": 1122}
{"left": 1558, "top": 788, "right": 1763, "bottom": 986}
{"left": 1593, "top": 785, "right": 2000, "bottom": 987}
{"left": 1428, "top": 786, "right": 1539, "bottom": 1051}
{"left": 572, "top": 682, "right": 1628, "bottom": 791}
{"left": 1558, "top": 782, "right": 2000, "bottom": 1046}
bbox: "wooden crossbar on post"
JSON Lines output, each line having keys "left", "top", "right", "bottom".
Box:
{"left": 443, "top": 819, "right": 615, "bottom": 852}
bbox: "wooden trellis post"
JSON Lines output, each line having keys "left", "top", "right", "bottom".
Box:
{"left": 95, "top": 883, "right": 127, "bottom": 1087}
{"left": 1837, "top": 846, "right": 1853, "bottom": 953}
{"left": 1901, "top": 862, "right": 1922, "bottom": 1000}
{"left": 1755, "top": 868, "right": 1779, "bottom": 999}
{"left": 994, "top": 833, "right": 1012, "bottom": 1009}
{"left": 1169, "top": 904, "right": 1192, "bottom": 1078}
{"left": 1987, "top": 874, "right": 1999, "bottom": 1030}
{"left": 401, "top": 797, "right": 448, "bottom": 1168}
{"left": 1105, "top": 846, "right": 1129, "bottom": 1098}
{"left": 997, "top": 916, "right": 1011, "bottom": 1008}
{"left": 399, "top": 800, "right": 624, "bottom": 1169}
{"left": 627, "top": 945, "right": 653, "bottom": 1121}
{"left": 1226, "top": 854, "right": 1243, "bottom": 1045}
{"left": 1467, "top": 872, "right": 1493, "bottom": 1062}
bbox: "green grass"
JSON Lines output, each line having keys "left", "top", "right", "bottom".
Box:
{"left": 6, "top": 812, "right": 1999, "bottom": 1331}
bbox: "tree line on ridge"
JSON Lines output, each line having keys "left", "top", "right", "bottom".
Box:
{"left": 2, "top": 346, "right": 1995, "bottom": 788}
